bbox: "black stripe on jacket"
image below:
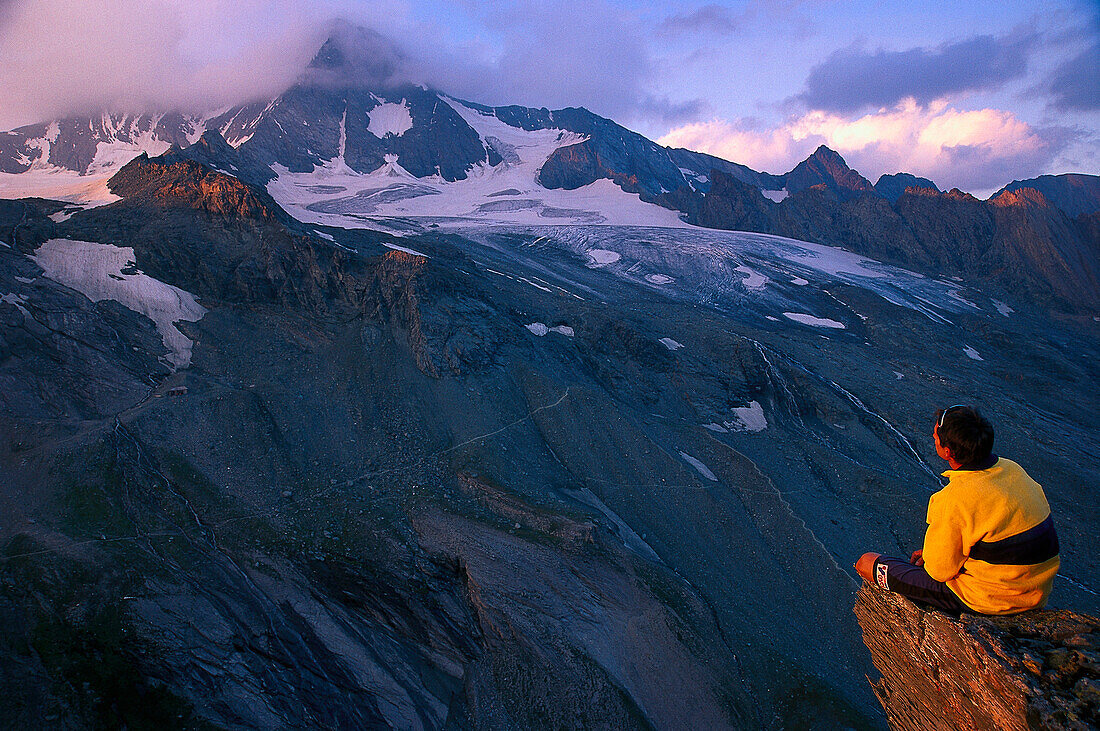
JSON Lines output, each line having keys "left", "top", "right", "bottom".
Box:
{"left": 969, "top": 514, "right": 1059, "bottom": 565}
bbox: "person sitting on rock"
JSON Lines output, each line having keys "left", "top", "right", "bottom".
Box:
{"left": 856, "top": 405, "right": 1060, "bottom": 615}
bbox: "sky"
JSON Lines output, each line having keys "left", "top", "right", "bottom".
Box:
{"left": 0, "top": 0, "right": 1096, "bottom": 197}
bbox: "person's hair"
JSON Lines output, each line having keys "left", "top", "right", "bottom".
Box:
{"left": 935, "top": 405, "right": 994, "bottom": 466}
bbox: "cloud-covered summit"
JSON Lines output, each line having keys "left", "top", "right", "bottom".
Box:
{"left": 0, "top": 0, "right": 703, "bottom": 132}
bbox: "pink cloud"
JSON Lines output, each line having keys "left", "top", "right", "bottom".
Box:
{"left": 657, "top": 99, "right": 1068, "bottom": 195}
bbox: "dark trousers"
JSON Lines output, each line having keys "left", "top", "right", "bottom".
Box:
{"left": 873, "top": 555, "right": 967, "bottom": 613}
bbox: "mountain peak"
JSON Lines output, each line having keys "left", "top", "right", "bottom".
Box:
{"left": 784, "top": 145, "right": 874, "bottom": 201}
{"left": 305, "top": 22, "right": 407, "bottom": 89}
{"left": 809, "top": 145, "right": 845, "bottom": 164}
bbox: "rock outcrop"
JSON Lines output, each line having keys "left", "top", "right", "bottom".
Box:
{"left": 855, "top": 584, "right": 1100, "bottom": 730}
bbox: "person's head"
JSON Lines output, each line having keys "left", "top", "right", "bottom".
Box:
{"left": 933, "top": 405, "right": 994, "bottom": 468}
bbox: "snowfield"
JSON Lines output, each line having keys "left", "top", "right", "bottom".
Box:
{"left": 33, "top": 239, "right": 206, "bottom": 369}
{"left": 0, "top": 168, "right": 120, "bottom": 207}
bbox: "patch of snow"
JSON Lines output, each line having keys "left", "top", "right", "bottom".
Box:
{"left": 15, "top": 276, "right": 35, "bottom": 284}
{"left": 791, "top": 277, "right": 809, "bottom": 286}
{"left": 562, "top": 486, "right": 662, "bottom": 562}
{"left": 548, "top": 325, "right": 574, "bottom": 337}
{"left": 586, "top": 249, "right": 621, "bottom": 267}
{"left": 32, "top": 239, "right": 206, "bottom": 369}
{"left": 992, "top": 299, "right": 1013, "bottom": 317}
{"left": 735, "top": 265, "right": 767, "bottom": 291}
{"left": 645, "top": 273, "right": 674, "bottom": 285}
{"left": 702, "top": 423, "right": 728, "bottom": 433}
{"left": 727, "top": 401, "right": 768, "bottom": 432}
{"left": 314, "top": 230, "right": 335, "bottom": 241}
{"left": 0, "top": 241, "right": 8, "bottom": 248}
{"left": 945, "top": 288, "right": 980, "bottom": 310}
{"left": 659, "top": 337, "right": 683, "bottom": 351}
{"left": 49, "top": 210, "right": 77, "bottom": 223}
{"left": 86, "top": 136, "right": 170, "bottom": 177}
{"left": 525, "top": 322, "right": 549, "bottom": 336}
{"left": 0, "top": 168, "right": 120, "bottom": 207}
{"left": 368, "top": 100, "right": 414, "bottom": 139}
{"left": 762, "top": 189, "right": 788, "bottom": 203}
{"left": 765, "top": 315, "right": 779, "bottom": 321}
{"left": 783, "top": 312, "right": 846, "bottom": 329}
{"left": 894, "top": 371, "right": 904, "bottom": 380}
{"left": 383, "top": 242, "right": 428, "bottom": 257}
{"left": 963, "top": 345, "right": 983, "bottom": 361}
{"left": 0, "top": 293, "right": 30, "bottom": 317}
{"left": 516, "top": 276, "right": 552, "bottom": 292}
{"left": 679, "top": 451, "right": 718, "bottom": 481}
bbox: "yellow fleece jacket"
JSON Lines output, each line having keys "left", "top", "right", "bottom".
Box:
{"left": 923, "top": 458, "right": 1059, "bottom": 615}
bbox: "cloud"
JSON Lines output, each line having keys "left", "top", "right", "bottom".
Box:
{"left": 0, "top": 0, "right": 363, "bottom": 129}
{"left": 416, "top": 0, "right": 674, "bottom": 125}
{"left": 1045, "top": 41, "right": 1100, "bottom": 111}
{"left": 658, "top": 99, "right": 1070, "bottom": 195}
{"left": 0, "top": 0, "right": 674, "bottom": 131}
{"left": 659, "top": 5, "right": 741, "bottom": 36}
{"left": 796, "top": 33, "right": 1038, "bottom": 114}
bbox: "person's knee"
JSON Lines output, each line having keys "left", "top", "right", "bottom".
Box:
{"left": 856, "top": 552, "right": 880, "bottom": 582}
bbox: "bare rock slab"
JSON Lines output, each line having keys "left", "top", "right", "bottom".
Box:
{"left": 855, "top": 583, "right": 1100, "bottom": 730}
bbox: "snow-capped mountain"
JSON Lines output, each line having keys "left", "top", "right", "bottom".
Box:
{"left": 0, "top": 29, "right": 775, "bottom": 224}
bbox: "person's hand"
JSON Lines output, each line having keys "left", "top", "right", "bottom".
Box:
{"left": 910, "top": 549, "right": 924, "bottom": 566}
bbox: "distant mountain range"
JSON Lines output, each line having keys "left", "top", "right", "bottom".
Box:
{"left": 696, "top": 147, "right": 1100, "bottom": 312}
{"left": 0, "top": 26, "right": 1097, "bottom": 313}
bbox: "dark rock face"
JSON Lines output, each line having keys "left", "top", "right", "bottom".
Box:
{"left": 698, "top": 171, "right": 775, "bottom": 232}
{"left": 783, "top": 145, "right": 876, "bottom": 201}
{"left": 532, "top": 106, "right": 780, "bottom": 201}
{"left": 892, "top": 187, "right": 997, "bottom": 271}
{"left": 996, "top": 174, "right": 1100, "bottom": 218}
{"left": 855, "top": 584, "right": 1100, "bottom": 730}
{"left": 987, "top": 187, "right": 1100, "bottom": 310}
{"left": 874, "top": 173, "right": 940, "bottom": 203}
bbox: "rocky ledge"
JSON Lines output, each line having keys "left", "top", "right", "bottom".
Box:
{"left": 855, "top": 583, "right": 1100, "bottom": 730}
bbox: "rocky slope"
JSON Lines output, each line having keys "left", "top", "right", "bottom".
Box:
{"left": 855, "top": 584, "right": 1100, "bottom": 730}
{"left": 0, "top": 155, "right": 782, "bottom": 729}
